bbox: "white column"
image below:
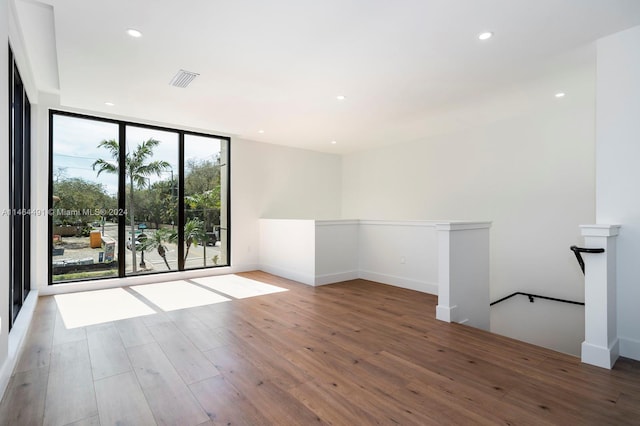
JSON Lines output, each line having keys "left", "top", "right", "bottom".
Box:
{"left": 435, "top": 221, "right": 491, "bottom": 331}
{"left": 580, "top": 224, "right": 620, "bottom": 369}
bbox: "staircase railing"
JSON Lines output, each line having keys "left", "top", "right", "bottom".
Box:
{"left": 490, "top": 292, "right": 584, "bottom": 306}
{"left": 570, "top": 245, "right": 605, "bottom": 274}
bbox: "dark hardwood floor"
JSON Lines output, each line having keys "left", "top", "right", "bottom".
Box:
{"left": 1, "top": 271, "right": 639, "bottom": 425}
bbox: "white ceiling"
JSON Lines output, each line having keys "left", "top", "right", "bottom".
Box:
{"left": 13, "top": 0, "right": 640, "bottom": 153}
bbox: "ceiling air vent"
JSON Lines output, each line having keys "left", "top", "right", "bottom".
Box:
{"left": 169, "top": 69, "right": 199, "bottom": 88}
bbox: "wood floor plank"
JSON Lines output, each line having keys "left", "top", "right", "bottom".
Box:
{"left": 166, "top": 310, "right": 229, "bottom": 352}
{"left": 140, "top": 312, "right": 172, "bottom": 327}
{"left": 114, "top": 317, "right": 155, "bottom": 348}
{"left": 64, "top": 415, "right": 100, "bottom": 426}
{"left": 288, "top": 379, "right": 395, "bottom": 425}
{"left": 94, "top": 371, "right": 156, "bottom": 426}
{"left": 52, "top": 310, "right": 87, "bottom": 346}
{"left": 146, "top": 321, "right": 220, "bottom": 384}
{"left": 189, "top": 375, "right": 269, "bottom": 426}
{"left": 43, "top": 340, "right": 98, "bottom": 426}
{"left": 87, "top": 323, "right": 131, "bottom": 380}
{"left": 127, "top": 342, "right": 209, "bottom": 425}
{"left": 204, "top": 346, "right": 326, "bottom": 425}
{"left": 227, "top": 328, "right": 311, "bottom": 389}
{"left": 0, "top": 366, "right": 49, "bottom": 426}
{"left": 14, "top": 316, "right": 55, "bottom": 374}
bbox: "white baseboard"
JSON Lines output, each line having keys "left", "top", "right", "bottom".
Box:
{"left": 619, "top": 336, "right": 640, "bottom": 361}
{"left": 581, "top": 340, "right": 620, "bottom": 369}
{"left": 0, "top": 290, "right": 39, "bottom": 402}
{"left": 230, "top": 264, "right": 261, "bottom": 274}
{"left": 358, "top": 270, "right": 438, "bottom": 295}
{"left": 314, "top": 270, "right": 359, "bottom": 286}
{"left": 436, "top": 304, "right": 457, "bottom": 323}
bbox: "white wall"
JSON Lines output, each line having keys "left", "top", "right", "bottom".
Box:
{"left": 358, "top": 221, "right": 438, "bottom": 294}
{"left": 259, "top": 219, "right": 316, "bottom": 284}
{"left": 342, "top": 67, "right": 596, "bottom": 355}
{"left": 596, "top": 25, "right": 640, "bottom": 361}
{"left": 231, "top": 138, "right": 342, "bottom": 270}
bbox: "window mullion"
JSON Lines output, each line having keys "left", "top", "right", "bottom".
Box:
{"left": 177, "top": 132, "right": 185, "bottom": 270}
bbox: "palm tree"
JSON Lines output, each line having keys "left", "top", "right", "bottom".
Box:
{"left": 182, "top": 217, "right": 205, "bottom": 262}
{"left": 92, "top": 138, "right": 170, "bottom": 273}
{"left": 145, "top": 228, "right": 173, "bottom": 270}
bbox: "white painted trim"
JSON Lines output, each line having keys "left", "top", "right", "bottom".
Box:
{"left": 39, "top": 264, "right": 259, "bottom": 296}
{"left": 315, "top": 220, "right": 360, "bottom": 227}
{"left": 580, "top": 224, "right": 621, "bottom": 237}
{"left": 0, "top": 290, "right": 39, "bottom": 401}
{"left": 259, "top": 264, "right": 315, "bottom": 286}
{"left": 358, "top": 270, "right": 438, "bottom": 295}
{"left": 581, "top": 339, "right": 620, "bottom": 369}
{"left": 436, "top": 304, "right": 457, "bottom": 323}
{"left": 435, "top": 221, "right": 492, "bottom": 231}
{"left": 619, "top": 336, "right": 640, "bottom": 361}
{"left": 359, "top": 220, "right": 438, "bottom": 227}
{"left": 314, "top": 271, "right": 359, "bottom": 286}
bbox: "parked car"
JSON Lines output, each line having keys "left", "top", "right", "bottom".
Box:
{"left": 126, "top": 233, "right": 147, "bottom": 250}
{"left": 205, "top": 232, "right": 218, "bottom": 246}
{"left": 206, "top": 226, "right": 221, "bottom": 246}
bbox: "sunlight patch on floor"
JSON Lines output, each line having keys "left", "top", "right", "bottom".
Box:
{"left": 130, "top": 280, "right": 231, "bottom": 311}
{"left": 55, "top": 288, "right": 156, "bottom": 329}
{"left": 192, "top": 274, "right": 288, "bottom": 299}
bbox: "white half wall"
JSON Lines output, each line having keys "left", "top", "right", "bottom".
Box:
{"left": 259, "top": 219, "right": 316, "bottom": 285}
{"left": 259, "top": 219, "right": 442, "bottom": 290}
{"left": 596, "top": 25, "right": 640, "bottom": 361}
{"left": 342, "top": 66, "right": 596, "bottom": 355}
{"left": 358, "top": 221, "right": 438, "bottom": 294}
{"left": 315, "top": 220, "right": 359, "bottom": 285}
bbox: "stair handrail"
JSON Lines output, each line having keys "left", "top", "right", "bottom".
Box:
{"left": 570, "top": 245, "right": 605, "bottom": 275}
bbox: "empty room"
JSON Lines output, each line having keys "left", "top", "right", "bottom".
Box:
{"left": 1, "top": 0, "right": 640, "bottom": 424}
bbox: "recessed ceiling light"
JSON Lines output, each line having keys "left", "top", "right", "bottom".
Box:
{"left": 478, "top": 31, "right": 493, "bottom": 41}
{"left": 331, "top": 140, "right": 337, "bottom": 145}
{"left": 104, "top": 102, "right": 115, "bottom": 107}
{"left": 258, "top": 129, "right": 265, "bottom": 134}
{"left": 126, "top": 28, "right": 142, "bottom": 38}
{"left": 336, "top": 95, "right": 346, "bottom": 101}
{"left": 555, "top": 92, "right": 566, "bottom": 98}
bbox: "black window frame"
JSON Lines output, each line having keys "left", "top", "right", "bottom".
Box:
{"left": 48, "top": 109, "right": 231, "bottom": 285}
{"left": 8, "top": 45, "right": 32, "bottom": 328}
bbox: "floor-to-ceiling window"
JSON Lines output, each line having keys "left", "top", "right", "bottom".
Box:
{"left": 184, "top": 134, "right": 228, "bottom": 269}
{"left": 9, "top": 46, "right": 31, "bottom": 328}
{"left": 49, "top": 111, "right": 230, "bottom": 284}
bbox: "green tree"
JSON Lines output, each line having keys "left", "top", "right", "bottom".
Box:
{"left": 53, "top": 177, "right": 114, "bottom": 226}
{"left": 168, "top": 217, "right": 206, "bottom": 262}
{"left": 143, "top": 228, "right": 173, "bottom": 270}
{"left": 92, "top": 138, "right": 170, "bottom": 273}
{"left": 145, "top": 180, "right": 177, "bottom": 229}
{"left": 184, "top": 158, "right": 220, "bottom": 194}
{"left": 185, "top": 158, "right": 221, "bottom": 231}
